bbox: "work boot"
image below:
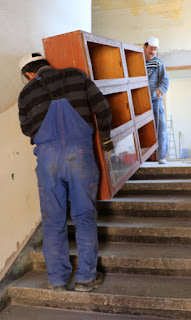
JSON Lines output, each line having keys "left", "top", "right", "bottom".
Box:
{"left": 47, "top": 280, "right": 67, "bottom": 292}
{"left": 75, "top": 271, "right": 104, "bottom": 292}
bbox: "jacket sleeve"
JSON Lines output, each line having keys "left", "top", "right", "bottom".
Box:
{"left": 18, "top": 95, "right": 32, "bottom": 137}
{"left": 158, "top": 62, "right": 169, "bottom": 94}
{"left": 81, "top": 71, "right": 112, "bottom": 143}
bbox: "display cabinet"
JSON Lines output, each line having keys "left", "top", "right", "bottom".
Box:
{"left": 43, "top": 30, "right": 157, "bottom": 200}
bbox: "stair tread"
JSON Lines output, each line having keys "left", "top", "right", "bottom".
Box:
{"left": 67, "top": 215, "right": 191, "bottom": 233}
{"left": 0, "top": 305, "right": 172, "bottom": 320}
{"left": 125, "top": 179, "right": 191, "bottom": 184}
{"left": 140, "top": 162, "right": 191, "bottom": 169}
{"left": 120, "top": 180, "right": 191, "bottom": 193}
{"left": 33, "top": 241, "right": 191, "bottom": 260}
{"left": 94, "top": 216, "right": 191, "bottom": 228}
{"left": 107, "top": 194, "right": 191, "bottom": 202}
{"left": 9, "top": 270, "right": 191, "bottom": 299}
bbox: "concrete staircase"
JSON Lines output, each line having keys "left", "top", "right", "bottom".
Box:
{"left": 1, "top": 163, "right": 191, "bottom": 320}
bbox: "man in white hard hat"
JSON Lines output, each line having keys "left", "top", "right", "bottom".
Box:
{"left": 18, "top": 52, "right": 114, "bottom": 292}
{"left": 144, "top": 36, "right": 169, "bottom": 164}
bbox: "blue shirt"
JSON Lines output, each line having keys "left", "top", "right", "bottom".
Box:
{"left": 146, "top": 57, "right": 169, "bottom": 100}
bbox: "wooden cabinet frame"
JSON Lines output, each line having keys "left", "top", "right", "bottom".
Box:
{"left": 43, "top": 30, "right": 157, "bottom": 200}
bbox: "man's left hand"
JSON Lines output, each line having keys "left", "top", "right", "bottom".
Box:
{"left": 156, "top": 89, "right": 163, "bottom": 99}
{"left": 101, "top": 138, "right": 114, "bottom": 152}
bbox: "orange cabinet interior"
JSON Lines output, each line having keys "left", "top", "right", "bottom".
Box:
{"left": 87, "top": 42, "right": 124, "bottom": 80}
{"left": 125, "top": 50, "right": 146, "bottom": 77}
{"left": 138, "top": 120, "right": 157, "bottom": 156}
{"left": 105, "top": 92, "right": 131, "bottom": 129}
{"left": 131, "top": 86, "right": 151, "bottom": 115}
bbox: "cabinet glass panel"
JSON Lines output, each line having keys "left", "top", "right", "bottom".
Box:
{"left": 105, "top": 133, "right": 137, "bottom": 187}
{"left": 105, "top": 92, "right": 131, "bottom": 129}
{"left": 87, "top": 41, "right": 124, "bottom": 80}
{"left": 138, "top": 120, "right": 157, "bottom": 156}
{"left": 124, "top": 50, "right": 146, "bottom": 77}
{"left": 131, "top": 86, "right": 151, "bottom": 115}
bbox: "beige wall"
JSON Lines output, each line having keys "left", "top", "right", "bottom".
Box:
{"left": 0, "top": 0, "right": 92, "bottom": 280}
{"left": 92, "top": 0, "right": 191, "bottom": 54}
{"left": 92, "top": 0, "right": 191, "bottom": 158}
{"left": 0, "top": 104, "right": 40, "bottom": 279}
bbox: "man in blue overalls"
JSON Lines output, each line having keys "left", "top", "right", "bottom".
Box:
{"left": 18, "top": 53, "right": 113, "bottom": 292}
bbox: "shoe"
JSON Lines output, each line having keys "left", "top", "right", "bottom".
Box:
{"left": 158, "top": 158, "right": 167, "bottom": 164}
{"left": 75, "top": 272, "right": 104, "bottom": 292}
{"left": 47, "top": 280, "right": 67, "bottom": 292}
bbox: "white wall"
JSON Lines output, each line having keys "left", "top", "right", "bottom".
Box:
{"left": 166, "top": 70, "right": 191, "bottom": 158}
{"left": 0, "top": 0, "right": 91, "bottom": 280}
{"left": 0, "top": 0, "right": 92, "bottom": 113}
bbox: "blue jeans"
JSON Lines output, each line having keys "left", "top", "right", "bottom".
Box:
{"left": 152, "top": 98, "right": 168, "bottom": 160}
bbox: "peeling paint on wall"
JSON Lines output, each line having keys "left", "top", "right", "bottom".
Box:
{"left": 93, "top": 0, "right": 185, "bottom": 20}
{"left": 130, "top": 0, "right": 184, "bottom": 20}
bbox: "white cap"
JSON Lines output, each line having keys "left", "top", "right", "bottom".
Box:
{"left": 145, "top": 36, "right": 159, "bottom": 48}
{"left": 19, "top": 52, "right": 44, "bottom": 70}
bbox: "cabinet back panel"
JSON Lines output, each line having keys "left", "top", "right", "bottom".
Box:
{"left": 125, "top": 50, "right": 146, "bottom": 77}
{"left": 131, "top": 86, "right": 151, "bottom": 115}
{"left": 87, "top": 42, "right": 124, "bottom": 79}
{"left": 138, "top": 120, "right": 156, "bottom": 148}
{"left": 106, "top": 92, "right": 131, "bottom": 128}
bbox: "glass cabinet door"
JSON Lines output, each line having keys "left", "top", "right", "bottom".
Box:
{"left": 105, "top": 132, "right": 139, "bottom": 192}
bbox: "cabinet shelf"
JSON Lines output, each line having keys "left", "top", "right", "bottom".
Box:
{"left": 134, "top": 110, "right": 153, "bottom": 125}
{"left": 94, "top": 78, "right": 127, "bottom": 88}
{"left": 43, "top": 30, "right": 157, "bottom": 200}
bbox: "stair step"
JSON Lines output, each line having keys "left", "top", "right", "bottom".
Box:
{"left": 68, "top": 216, "right": 191, "bottom": 244}
{"left": 30, "top": 242, "right": 191, "bottom": 276}
{"left": 97, "top": 195, "right": 191, "bottom": 218}
{"left": 31, "top": 242, "right": 129, "bottom": 274}
{"left": 0, "top": 305, "right": 173, "bottom": 320}
{"left": 118, "top": 179, "right": 191, "bottom": 195}
{"left": 7, "top": 270, "right": 191, "bottom": 318}
{"left": 131, "top": 163, "right": 191, "bottom": 180}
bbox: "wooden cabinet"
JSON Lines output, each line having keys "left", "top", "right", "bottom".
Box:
{"left": 43, "top": 30, "right": 157, "bottom": 200}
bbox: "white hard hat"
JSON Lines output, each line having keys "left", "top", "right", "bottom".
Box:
{"left": 145, "top": 36, "right": 159, "bottom": 48}
{"left": 19, "top": 52, "right": 44, "bottom": 70}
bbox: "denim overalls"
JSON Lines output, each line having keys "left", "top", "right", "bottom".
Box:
{"left": 33, "top": 76, "right": 99, "bottom": 286}
{"left": 152, "top": 98, "right": 168, "bottom": 160}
